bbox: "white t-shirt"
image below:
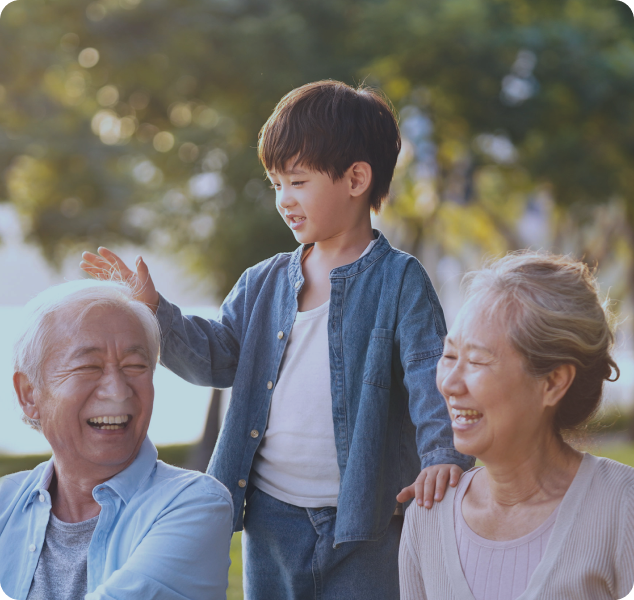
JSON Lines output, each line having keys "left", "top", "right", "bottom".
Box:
{"left": 251, "top": 239, "right": 376, "bottom": 508}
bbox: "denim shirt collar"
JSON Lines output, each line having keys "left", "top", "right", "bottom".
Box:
{"left": 24, "top": 436, "right": 157, "bottom": 510}
{"left": 287, "top": 229, "right": 391, "bottom": 292}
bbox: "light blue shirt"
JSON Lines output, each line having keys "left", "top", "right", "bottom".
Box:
{"left": 0, "top": 437, "right": 233, "bottom": 600}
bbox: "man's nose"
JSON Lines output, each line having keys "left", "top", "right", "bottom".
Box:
{"left": 96, "top": 367, "right": 132, "bottom": 403}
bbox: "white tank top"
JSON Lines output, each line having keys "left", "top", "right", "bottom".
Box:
{"left": 251, "top": 239, "right": 376, "bottom": 508}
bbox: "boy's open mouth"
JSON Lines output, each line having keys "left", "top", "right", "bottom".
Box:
{"left": 87, "top": 415, "right": 131, "bottom": 431}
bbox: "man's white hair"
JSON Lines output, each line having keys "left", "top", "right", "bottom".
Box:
{"left": 13, "top": 279, "right": 161, "bottom": 431}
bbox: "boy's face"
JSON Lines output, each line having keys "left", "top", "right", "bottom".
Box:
{"left": 267, "top": 164, "right": 360, "bottom": 244}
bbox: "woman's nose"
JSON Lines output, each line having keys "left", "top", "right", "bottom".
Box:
{"left": 438, "top": 361, "right": 467, "bottom": 398}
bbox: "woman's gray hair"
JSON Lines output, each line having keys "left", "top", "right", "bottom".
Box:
{"left": 462, "top": 251, "right": 619, "bottom": 435}
{"left": 13, "top": 279, "right": 160, "bottom": 431}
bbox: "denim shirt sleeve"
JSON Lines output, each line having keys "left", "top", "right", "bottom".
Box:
{"left": 85, "top": 481, "right": 233, "bottom": 600}
{"left": 155, "top": 268, "right": 248, "bottom": 388}
{"left": 396, "top": 260, "right": 475, "bottom": 473}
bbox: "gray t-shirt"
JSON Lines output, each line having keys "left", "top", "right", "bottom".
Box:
{"left": 27, "top": 512, "right": 99, "bottom": 600}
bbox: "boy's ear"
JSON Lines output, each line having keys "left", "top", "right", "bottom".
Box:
{"left": 348, "top": 162, "right": 373, "bottom": 198}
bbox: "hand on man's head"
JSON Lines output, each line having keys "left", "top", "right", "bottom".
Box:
{"left": 80, "top": 248, "right": 160, "bottom": 312}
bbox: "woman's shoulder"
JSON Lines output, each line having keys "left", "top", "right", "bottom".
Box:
{"left": 586, "top": 454, "right": 634, "bottom": 496}
{"left": 403, "top": 482, "right": 457, "bottom": 544}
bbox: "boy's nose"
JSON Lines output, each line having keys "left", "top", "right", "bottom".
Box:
{"left": 277, "top": 188, "right": 295, "bottom": 209}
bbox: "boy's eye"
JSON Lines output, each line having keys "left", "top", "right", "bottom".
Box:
{"left": 291, "top": 181, "right": 306, "bottom": 187}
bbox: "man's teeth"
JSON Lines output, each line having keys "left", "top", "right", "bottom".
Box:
{"left": 451, "top": 408, "right": 483, "bottom": 424}
{"left": 88, "top": 415, "right": 130, "bottom": 429}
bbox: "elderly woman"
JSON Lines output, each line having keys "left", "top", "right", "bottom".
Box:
{"left": 0, "top": 280, "right": 233, "bottom": 600}
{"left": 399, "top": 253, "right": 634, "bottom": 600}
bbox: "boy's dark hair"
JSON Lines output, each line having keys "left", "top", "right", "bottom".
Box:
{"left": 258, "top": 80, "right": 401, "bottom": 213}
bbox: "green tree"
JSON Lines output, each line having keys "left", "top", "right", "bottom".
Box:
{"left": 4, "top": 0, "right": 634, "bottom": 455}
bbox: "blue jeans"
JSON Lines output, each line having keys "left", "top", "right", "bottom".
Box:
{"left": 243, "top": 486, "right": 403, "bottom": 600}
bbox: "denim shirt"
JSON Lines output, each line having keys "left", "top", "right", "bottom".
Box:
{"left": 156, "top": 231, "right": 474, "bottom": 544}
{"left": 0, "top": 437, "right": 233, "bottom": 600}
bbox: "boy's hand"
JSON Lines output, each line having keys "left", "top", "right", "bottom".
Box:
{"left": 80, "top": 247, "right": 160, "bottom": 312}
{"left": 396, "top": 464, "right": 463, "bottom": 509}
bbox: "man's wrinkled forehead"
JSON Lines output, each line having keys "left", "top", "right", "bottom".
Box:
{"left": 68, "top": 344, "right": 151, "bottom": 362}
{"left": 45, "top": 305, "right": 150, "bottom": 362}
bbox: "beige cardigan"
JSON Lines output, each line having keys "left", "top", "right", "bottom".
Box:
{"left": 399, "top": 453, "right": 634, "bottom": 600}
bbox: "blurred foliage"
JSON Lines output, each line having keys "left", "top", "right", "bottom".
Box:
{"left": 2, "top": 0, "right": 634, "bottom": 296}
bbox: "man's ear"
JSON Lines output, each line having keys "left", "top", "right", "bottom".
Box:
{"left": 543, "top": 364, "right": 576, "bottom": 409}
{"left": 13, "top": 372, "right": 40, "bottom": 421}
{"left": 348, "top": 162, "right": 373, "bottom": 197}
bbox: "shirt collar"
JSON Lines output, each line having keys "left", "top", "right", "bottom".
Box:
{"left": 24, "top": 457, "right": 56, "bottom": 510}
{"left": 24, "top": 436, "right": 158, "bottom": 509}
{"left": 99, "top": 436, "right": 158, "bottom": 505}
{"left": 288, "top": 229, "right": 390, "bottom": 291}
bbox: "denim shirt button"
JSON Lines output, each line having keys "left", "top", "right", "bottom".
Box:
{"left": 250, "top": 430, "right": 259, "bottom": 438}
{"left": 38, "top": 494, "right": 45, "bottom": 503}
{"left": 28, "top": 544, "right": 36, "bottom": 552}
{"left": 267, "top": 381, "right": 273, "bottom": 390}
{"left": 238, "top": 479, "right": 247, "bottom": 488}
{"left": 277, "top": 331, "right": 284, "bottom": 340}
{"left": 294, "top": 281, "right": 301, "bottom": 289}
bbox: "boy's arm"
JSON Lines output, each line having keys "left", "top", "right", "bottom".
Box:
{"left": 155, "top": 277, "right": 246, "bottom": 388}
{"left": 81, "top": 248, "right": 243, "bottom": 388}
{"left": 395, "top": 260, "right": 474, "bottom": 500}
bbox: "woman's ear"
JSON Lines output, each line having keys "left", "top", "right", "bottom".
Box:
{"left": 543, "top": 364, "right": 576, "bottom": 408}
{"left": 348, "top": 162, "right": 373, "bottom": 197}
{"left": 13, "top": 372, "right": 40, "bottom": 421}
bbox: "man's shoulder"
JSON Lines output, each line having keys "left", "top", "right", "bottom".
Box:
{"left": 152, "top": 461, "right": 232, "bottom": 505}
{"left": 0, "top": 471, "right": 28, "bottom": 497}
{"left": 0, "top": 461, "right": 49, "bottom": 493}
{"left": 0, "top": 462, "right": 50, "bottom": 509}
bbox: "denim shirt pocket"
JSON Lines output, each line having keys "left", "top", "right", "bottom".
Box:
{"left": 363, "top": 328, "right": 395, "bottom": 389}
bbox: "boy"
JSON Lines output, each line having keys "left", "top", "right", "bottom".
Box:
{"left": 81, "top": 80, "right": 474, "bottom": 599}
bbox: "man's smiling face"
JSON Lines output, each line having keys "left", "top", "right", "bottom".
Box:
{"left": 34, "top": 305, "right": 154, "bottom": 477}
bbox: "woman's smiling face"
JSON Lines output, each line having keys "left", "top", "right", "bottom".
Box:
{"left": 436, "top": 296, "right": 549, "bottom": 463}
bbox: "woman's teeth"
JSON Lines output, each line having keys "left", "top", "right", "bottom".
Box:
{"left": 451, "top": 408, "right": 483, "bottom": 425}
{"left": 88, "top": 415, "right": 130, "bottom": 430}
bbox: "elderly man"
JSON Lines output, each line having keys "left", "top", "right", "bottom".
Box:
{"left": 0, "top": 280, "right": 233, "bottom": 600}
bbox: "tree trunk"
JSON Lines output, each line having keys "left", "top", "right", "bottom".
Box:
{"left": 186, "top": 388, "right": 223, "bottom": 472}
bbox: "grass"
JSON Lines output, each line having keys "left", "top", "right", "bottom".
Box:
{"left": 3, "top": 438, "right": 634, "bottom": 600}
{"left": 228, "top": 533, "right": 243, "bottom": 600}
